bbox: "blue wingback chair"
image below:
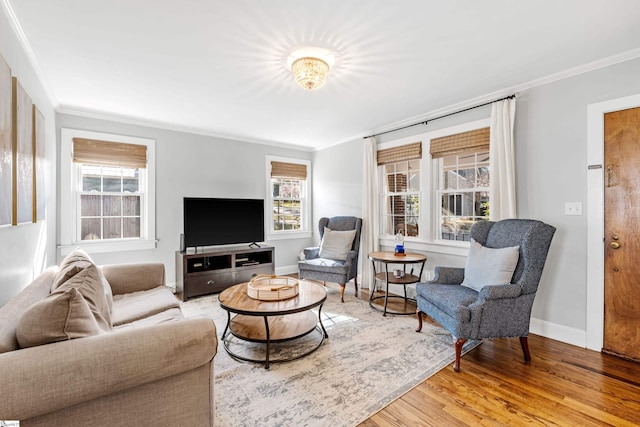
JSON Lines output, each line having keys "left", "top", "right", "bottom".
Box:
{"left": 415, "top": 219, "right": 556, "bottom": 371}
{"left": 298, "top": 216, "right": 362, "bottom": 302}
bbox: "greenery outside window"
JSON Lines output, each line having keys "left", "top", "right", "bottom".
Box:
{"left": 265, "top": 156, "right": 311, "bottom": 238}
{"left": 378, "top": 142, "right": 422, "bottom": 238}
{"left": 382, "top": 160, "right": 420, "bottom": 237}
{"left": 436, "top": 150, "right": 489, "bottom": 241}
{"left": 431, "top": 126, "right": 491, "bottom": 242}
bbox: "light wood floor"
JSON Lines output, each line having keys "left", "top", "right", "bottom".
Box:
{"left": 329, "top": 283, "right": 640, "bottom": 426}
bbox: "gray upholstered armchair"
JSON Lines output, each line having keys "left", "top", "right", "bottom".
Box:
{"left": 298, "top": 216, "right": 362, "bottom": 302}
{"left": 415, "top": 219, "right": 556, "bottom": 371}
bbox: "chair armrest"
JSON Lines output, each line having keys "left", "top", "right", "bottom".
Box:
{"left": 303, "top": 247, "right": 320, "bottom": 260}
{"left": 344, "top": 250, "right": 357, "bottom": 266}
{"left": 430, "top": 266, "right": 465, "bottom": 285}
{"left": 0, "top": 318, "right": 217, "bottom": 420}
{"left": 101, "top": 263, "right": 165, "bottom": 295}
{"left": 477, "top": 283, "right": 523, "bottom": 301}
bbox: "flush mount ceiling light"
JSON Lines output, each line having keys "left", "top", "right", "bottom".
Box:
{"left": 287, "top": 47, "right": 336, "bottom": 91}
{"left": 291, "top": 57, "right": 329, "bottom": 91}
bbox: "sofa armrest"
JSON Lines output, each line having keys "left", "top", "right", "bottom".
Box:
{"left": 303, "top": 247, "right": 320, "bottom": 260}
{"left": 477, "top": 283, "right": 522, "bottom": 301}
{"left": 0, "top": 318, "right": 217, "bottom": 421}
{"left": 101, "top": 263, "right": 165, "bottom": 295}
{"left": 430, "top": 266, "right": 465, "bottom": 285}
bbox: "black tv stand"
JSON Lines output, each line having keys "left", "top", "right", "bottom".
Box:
{"left": 176, "top": 244, "right": 274, "bottom": 301}
{"left": 249, "top": 242, "right": 261, "bottom": 248}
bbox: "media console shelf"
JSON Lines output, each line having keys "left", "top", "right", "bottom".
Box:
{"left": 176, "top": 245, "right": 275, "bottom": 301}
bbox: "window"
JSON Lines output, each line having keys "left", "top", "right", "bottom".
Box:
{"left": 78, "top": 165, "right": 142, "bottom": 240}
{"left": 265, "top": 156, "right": 311, "bottom": 238}
{"left": 431, "top": 127, "right": 490, "bottom": 242}
{"left": 378, "top": 142, "right": 422, "bottom": 238}
{"left": 60, "top": 129, "right": 156, "bottom": 255}
{"left": 377, "top": 118, "right": 491, "bottom": 253}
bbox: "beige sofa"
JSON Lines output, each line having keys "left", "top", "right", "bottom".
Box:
{"left": 0, "top": 252, "right": 217, "bottom": 426}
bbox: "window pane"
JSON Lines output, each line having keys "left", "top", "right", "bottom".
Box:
{"left": 82, "top": 176, "right": 101, "bottom": 192}
{"left": 103, "top": 195, "right": 122, "bottom": 216}
{"left": 123, "top": 177, "right": 139, "bottom": 192}
{"left": 438, "top": 148, "right": 490, "bottom": 241}
{"left": 81, "top": 218, "right": 101, "bottom": 240}
{"left": 384, "top": 164, "right": 395, "bottom": 174}
{"left": 408, "top": 172, "right": 420, "bottom": 192}
{"left": 396, "top": 162, "right": 408, "bottom": 173}
{"left": 103, "top": 177, "right": 122, "bottom": 192}
{"left": 103, "top": 218, "right": 122, "bottom": 239}
{"left": 81, "top": 195, "right": 101, "bottom": 216}
{"left": 457, "top": 168, "right": 475, "bottom": 189}
{"left": 123, "top": 217, "right": 140, "bottom": 238}
{"left": 123, "top": 195, "right": 140, "bottom": 216}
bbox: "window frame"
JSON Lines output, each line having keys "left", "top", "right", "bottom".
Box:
{"left": 59, "top": 128, "right": 156, "bottom": 255}
{"left": 377, "top": 118, "right": 490, "bottom": 256}
{"left": 265, "top": 155, "right": 312, "bottom": 241}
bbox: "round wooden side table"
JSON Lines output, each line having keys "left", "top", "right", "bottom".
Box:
{"left": 368, "top": 251, "right": 427, "bottom": 316}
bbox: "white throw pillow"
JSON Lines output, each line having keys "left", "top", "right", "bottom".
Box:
{"left": 460, "top": 239, "right": 520, "bottom": 292}
{"left": 319, "top": 227, "right": 356, "bottom": 261}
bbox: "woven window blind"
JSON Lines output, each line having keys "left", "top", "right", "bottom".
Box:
{"left": 271, "top": 161, "right": 307, "bottom": 179}
{"left": 73, "top": 138, "right": 147, "bottom": 169}
{"left": 377, "top": 142, "right": 422, "bottom": 165}
{"left": 429, "top": 127, "right": 490, "bottom": 159}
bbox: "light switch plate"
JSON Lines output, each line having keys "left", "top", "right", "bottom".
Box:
{"left": 564, "top": 202, "right": 583, "bottom": 215}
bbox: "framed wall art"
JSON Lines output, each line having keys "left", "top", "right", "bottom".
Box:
{"left": 0, "top": 55, "right": 11, "bottom": 226}
{"left": 12, "top": 77, "right": 33, "bottom": 225}
{"left": 33, "top": 105, "right": 45, "bottom": 222}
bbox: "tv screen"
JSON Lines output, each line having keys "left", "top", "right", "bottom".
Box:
{"left": 183, "top": 197, "right": 264, "bottom": 248}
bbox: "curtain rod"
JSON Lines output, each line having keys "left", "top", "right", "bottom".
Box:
{"left": 363, "top": 94, "right": 516, "bottom": 139}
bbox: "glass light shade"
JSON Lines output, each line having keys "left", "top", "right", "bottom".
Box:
{"left": 292, "top": 57, "right": 329, "bottom": 91}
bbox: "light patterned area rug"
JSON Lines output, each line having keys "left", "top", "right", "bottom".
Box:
{"left": 181, "top": 287, "right": 479, "bottom": 427}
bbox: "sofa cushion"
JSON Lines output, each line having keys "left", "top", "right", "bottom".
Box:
{"left": 16, "top": 287, "right": 110, "bottom": 348}
{"left": 416, "top": 283, "right": 478, "bottom": 323}
{"left": 461, "top": 239, "right": 520, "bottom": 292}
{"left": 114, "top": 307, "right": 184, "bottom": 330}
{"left": 55, "top": 263, "right": 113, "bottom": 329}
{"left": 319, "top": 227, "right": 356, "bottom": 261}
{"left": 0, "top": 268, "right": 56, "bottom": 353}
{"left": 112, "top": 286, "right": 180, "bottom": 326}
{"left": 53, "top": 248, "right": 113, "bottom": 311}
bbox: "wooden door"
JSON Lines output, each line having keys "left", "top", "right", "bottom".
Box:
{"left": 603, "top": 106, "right": 640, "bottom": 361}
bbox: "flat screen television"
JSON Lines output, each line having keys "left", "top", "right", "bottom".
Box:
{"left": 183, "top": 197, "right": 264, "bottom": 248}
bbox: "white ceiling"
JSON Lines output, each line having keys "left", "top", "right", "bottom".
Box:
{"left": 6, "top": 0, "right": 640, "bottom": 150}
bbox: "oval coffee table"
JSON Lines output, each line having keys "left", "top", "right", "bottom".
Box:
{"left": 218, "top": 279, "right": 328, "bottom": 369}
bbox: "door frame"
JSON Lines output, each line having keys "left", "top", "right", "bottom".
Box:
{"left": 586, "top": 93, "right": 640, "bottom": 351}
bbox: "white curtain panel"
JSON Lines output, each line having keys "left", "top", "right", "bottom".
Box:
{"left": 361, "top": 137, "right": 380, "bottom": 290}
{"left": 489, "top": 98, "right": 517, "bottom": 220}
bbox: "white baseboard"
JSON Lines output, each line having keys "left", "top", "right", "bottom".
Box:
{"left": 529, "top": 317, "right": 586, "bottom": 348}
{"left": 275, "top": 264, "right": 299, "bottom": 276}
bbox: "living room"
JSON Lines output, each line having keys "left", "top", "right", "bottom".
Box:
{"left": 2, "top": 1, "right": 640, "bottom": 425}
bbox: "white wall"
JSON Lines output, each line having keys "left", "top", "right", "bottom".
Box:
{"left": 55, "top": 114, "right": 314, "bottom": 286}
{"left": 313, "top": 56, "right": 640, "bottom": 346}
{"left": 0, "top": 7, "right": 57, "bottom": 306}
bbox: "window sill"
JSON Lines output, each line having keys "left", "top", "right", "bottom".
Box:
{"left": 379, "top": 237, "right": 469, "bottom": 257}
{"left": 266, "top": 230, "right": 312, "bottom": 241}
{"left": 59, "top": 239, "right": 157, "bottom": 256}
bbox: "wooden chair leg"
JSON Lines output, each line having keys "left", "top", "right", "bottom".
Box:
{"left": 453, "top": 339, "right": 467, "bottom": 372}
{"left": 520, "top": 336, "right": 532, "bottom": 363}
{"left": 354, "top": 277, "right": 358, "bottom": 295}
{"left": 415, "top": 309, "right": 423, "bottom": 332}
{"left": 339, "top": 284, "right": 345, "bottom": 303}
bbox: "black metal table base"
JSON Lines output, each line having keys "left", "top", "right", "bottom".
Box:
{"left": 221, "top": 308, "right": 328, "bottom": 369}
{"left": 369, "top": 294, "right": 417, "bottom": 316}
